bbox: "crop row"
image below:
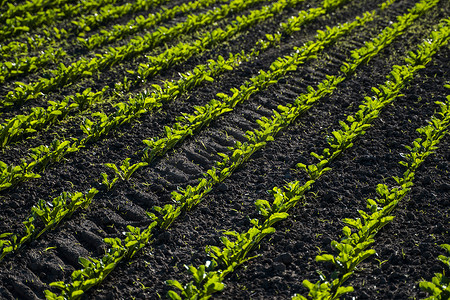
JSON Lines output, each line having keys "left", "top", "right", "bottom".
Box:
{"left": 81, "top": 0, "right": 230, "bottom": 49}
{"left": 0, "top": 0, "right": 72, "bottom": 22}
{"left": 0, "top": 0, "right": 337, "bottom": 150}
{"left": 71, "top": 0, "right": 172, "bottom": 35}
{"left": 0, "top": 0, "right": 172, "bottom": 58}
{"left": 296, "top": 20, "right": 450, "bottom": 299}
{"left": 0, "top": 33, "right": 55, "bottom": 59}
{"left": 0, "top": 188, "right": 98, "bottom": 261}
{"left": 295, "top": 86, "right": 450, "bottom": 299}
{"left": 0, "top": 0, "right": 285, "bottom": 192}
{"left": 420, "top": 239, "right": 450, "bottom": 299}
{"left": 1, "top": 0, "right": 446, "bottom": 299}
{"left": 0, "top": 46, "right": 66, "bottom": 83}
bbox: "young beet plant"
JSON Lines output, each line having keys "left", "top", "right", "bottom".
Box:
{"left": 0, "top": 217, "right": 35, "bottom": 261}
{"left": 31, "top": 189, "right": 98, "bottom": 239}
{"left": 420, "top": 244, "right": 450, "bottom": 299}
{"left": 0, "top": 160, "right": 40, "bottom": 191}
{"left": 101, "top": 158, "right": 147, "bottom": 190}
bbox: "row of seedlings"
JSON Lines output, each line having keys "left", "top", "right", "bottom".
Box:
{"left": 0, "top": 0, "right": 304, "bottom": 195}
{"left": 296, "top": 82, "right": 450, "bottom": 299}
{"left": 0, "top": 0, "right": 169, "bottom": 58}
{"left": 0, "top": 0, "right": 72, "bottom": 21}
{"left": 420, "top": 239, "right": 450, "bottom": 299}
{"left": 0, "top": 0, "right": 121, "bottom": 39}
{"left": 81, "top": 0, "right": 231, "bottom": 49}
{"left": 0, "top": 47, "right": 66, "bottom": 83}
{"left": 70, "top": 0, "right": 172, "bottom": 35}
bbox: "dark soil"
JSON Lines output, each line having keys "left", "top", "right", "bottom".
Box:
{"left": 0, "top": 0, "right": 449, "bottom": 299}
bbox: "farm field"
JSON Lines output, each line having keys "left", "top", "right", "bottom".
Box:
{"left": 0, "top": 0, "right": 449, "bottom": 299}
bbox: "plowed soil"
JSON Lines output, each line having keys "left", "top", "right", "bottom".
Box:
{"left": 0, "top": 0, "right": 449, "bottom": 299}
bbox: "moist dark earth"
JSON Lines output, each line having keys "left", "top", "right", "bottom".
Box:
{"left": 0, "top": 0, "right": 449, "bottom": 299}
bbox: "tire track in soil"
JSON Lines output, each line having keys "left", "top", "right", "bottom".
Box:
{"left": 0, "top": 1, "right": 386, "bottom": 298}
{"left": 150, "top": 4, "right": 446, "bottom": 299}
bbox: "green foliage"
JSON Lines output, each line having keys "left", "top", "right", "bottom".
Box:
{"left": 206, "top": 221, "right": 277, "bottom": 268}
{"left": 163, "top": 2, "right": 395, "bottom": 297}
{"left": 104, "top": 158, "right": 148, "bottom": 181}
{"left": 420, "top": 244, "right": 450, "bottom": 299}
{"left": 3, "top": 0, "right": 277, "bottom": 107}
{"left": 169, "top": 214, "right": 287, "bottom": 300}
{"left": 0, "top": 0, "right": 120, "bottom": 40}
{"left": 148, "top": 204, "right": 182, "bottom": 229}
{"left": 31, "top": 188, "right": 98, "bottom": 238}
{"left": 13, "top": 2, "right": 448, "bottom": 300}
{"left": 100, "top": 173, "right": 118, "bottom": 190}
{"left": 167, "top": 261, "right": 224, "bottom": 300}
{"left": 0, "top": 0, "right": 356, "bottom": 197}
{"left": 0, "top": 47, "right": 66, "bottom": 84}
{"left": 72, "top": 0, "right": 165, "bottom": 35}
{"left": 0, "top": 159, "right": 40, "bottom": 191}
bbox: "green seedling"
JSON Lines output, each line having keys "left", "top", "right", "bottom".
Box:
{"left": 105, "top": 158, "right": 147, "bottom": 181}
{"left": 100, "top": 172, "right": 118, "bottom": 190}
